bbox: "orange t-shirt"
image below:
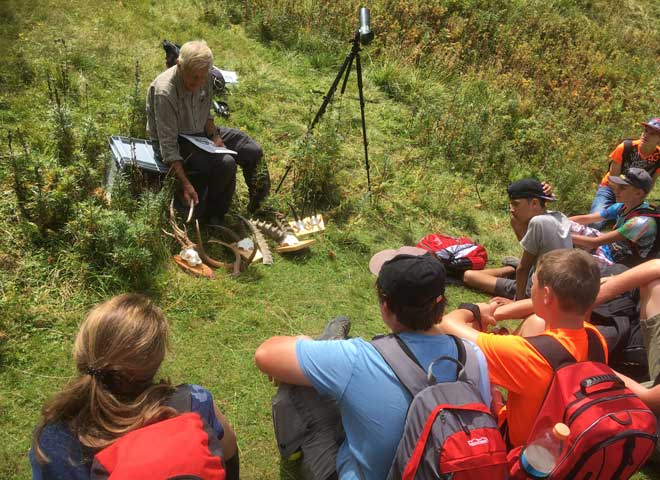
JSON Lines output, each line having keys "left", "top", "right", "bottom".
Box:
{"left": 600, "top": 140, "right": 660, "bottom": 185}
{"left": 476, "top": 324, "right": 608, "bottom": 447}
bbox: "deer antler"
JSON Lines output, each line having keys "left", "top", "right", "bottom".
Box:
{"left": 207, "top": 224, "right": 259, "bottom": 267}
{"left": 239, "top": 215, "right": 273, "bottom": 265}
{"left": 208, "top": 239, "right": 243, "bottom": 277}
{"left": 193, "top": 220, "right": 232, "bottom": 270}
{"left": 163, "top": 198, "right": 196, "bottom": 249}
{"left": 164, "top": 198, "right": 242, "bottom": 273}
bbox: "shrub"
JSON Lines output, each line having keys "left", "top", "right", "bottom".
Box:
{"left": 65, "top": 185, "right": 169, "bottom": 290}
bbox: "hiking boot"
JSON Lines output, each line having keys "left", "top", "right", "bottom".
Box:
{"left": 502, "top": 256, "right": 520, "bottom": 269}
{"left": 316, "top": 316, "right": 351, "bottom": 340}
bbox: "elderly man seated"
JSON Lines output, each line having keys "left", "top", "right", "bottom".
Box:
{"left": 146, "top": 40, "right": 269, "bottom": 223}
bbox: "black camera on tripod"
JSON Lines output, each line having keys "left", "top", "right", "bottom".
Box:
{"left": 162, "top": 39, "right": 231, "bottom": 119}
{"left": 358, "top": 7, "right": 374, "bottom": 45}
{"left": 276, "top": 7, "right": 376, "bottom": 194}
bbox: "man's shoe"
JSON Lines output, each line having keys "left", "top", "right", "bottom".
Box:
{"left": 502, "top": 256, "right": 520, "bottom": 269}
{"left": 205, "top": 215, "right": 225, "bottom": 227}
{"left": 316, "top": 316, "right": 351, "bottom": 340}
{"left": 247, "top": 196, "right": 261, "bottom": 214}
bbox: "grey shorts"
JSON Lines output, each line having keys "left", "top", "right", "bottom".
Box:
{"left": 494, "top": 278, "right": 516, "bottom": 299}
{"left": 639, "top": 314, "right": 660, "bottom": 463}
{"left": 641, "top": 314, "right": 660, "bottom": 386}
{"left": 272, "top": 384, "right": 344, "bottom": 480}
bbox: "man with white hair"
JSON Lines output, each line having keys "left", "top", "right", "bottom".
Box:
{"left": 147, "top": 40, "right": 269, "bottom": 222}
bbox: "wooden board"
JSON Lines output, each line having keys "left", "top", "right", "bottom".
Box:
{"left": 274, "top": 238, "right": 316, "bottom": 253}
{"left": 232, "top": 243, "right": 264, "bottom": 264}
{"left": 173, "top": 255, "right": 214, "bottom": 279}
{"left": 287, "top": 215, "right": 325, "bottom": 237}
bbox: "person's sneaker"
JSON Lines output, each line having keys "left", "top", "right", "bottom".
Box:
{"left": 502, "top": 256, "right": 520, "bottom": 269}
{"left": 316, "top": 316, "right": 351, "bottom": 340}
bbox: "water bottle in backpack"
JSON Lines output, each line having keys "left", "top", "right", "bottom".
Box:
{"left": 520, "top": 423, "right": 570, "bottom": 479}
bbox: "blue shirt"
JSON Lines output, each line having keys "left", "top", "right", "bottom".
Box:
{"left": 296, "top": 335, "right": 491, "bottom": 480}
{"left": 30, "top": 384, "right": 223, "bottom": 480}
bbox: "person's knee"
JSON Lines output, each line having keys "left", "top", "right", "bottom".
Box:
{"left": 240, "top": 143, "right": 263, "bottom": 169}
{"left": 517, "top": 314, "right": 546, "bottom": 337}
{"left": 462, "top": 270, "right": 478, "bottom": 287}
{"left": 249, "top": 143, "right": 263, "bottom": 161}
{"left": 217, "top": 155, "right": 237, "bottom": 176}
{"left": 640, "top": 278, "right": 660, "bottom": 308}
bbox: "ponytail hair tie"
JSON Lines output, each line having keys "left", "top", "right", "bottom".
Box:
{"left": 85, "top": 366, "right": 105, "bottom": 379}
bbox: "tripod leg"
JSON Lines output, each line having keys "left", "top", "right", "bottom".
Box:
{"left": 354, "top": 52, "right": 371, "bottom": 192}
{"left": 278, "top": 44, "right": 356, "bottom": 193}
{"left": 309, "top": 49, "right": 356, "bottom": 132}
{"left": 275, "top": 163, "right": 292, "bottom": 194}
{"left": 340, "top": 55, "right": 354, "bottom": 96}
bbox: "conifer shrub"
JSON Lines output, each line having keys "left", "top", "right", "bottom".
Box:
{"left": 65, "top": 181, "right": 169, "bottom": 291}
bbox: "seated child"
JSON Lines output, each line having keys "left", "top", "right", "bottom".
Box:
{"left": 30, "top": 294, "right": 239, "bottom": 480}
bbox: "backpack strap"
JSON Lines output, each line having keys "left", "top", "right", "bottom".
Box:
{"left": 526, "top": 330, "right": 606, "bottom": 371}
{"left": 372, "top": 334, "right": 428, "bottom": 397}
{"left": 526, "top": 335, "right": 576, "bottom": 371}
{"left": 451, "top": 334, "right": 468, "bottom": 380}
{"left": 166, "top": 383, "right": 193, "bottom": 412}
{"left": 166, "top": 384, "right": 226, "bottom": 463}
{"left": 622, "top": 139, "right": 634, "bottom": 169}
{"left": 623, "top": 205, "right": 659, "bottom": 221}
{"left": 454, "top": 336, "right": 480, "bottom": 385}
{"left": 371, "top": 334, "right": 465, "bottom": 397}
{"left": 586, "top": 328, "right": 606, "bottom": 363}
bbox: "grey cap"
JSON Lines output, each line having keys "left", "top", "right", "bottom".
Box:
{"left": 609, "top": 168, "right": 653, "bottom": 194}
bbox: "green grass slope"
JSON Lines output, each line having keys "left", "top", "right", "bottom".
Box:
{"left": 0, "top": 0, "right": 659, "bottom": 478}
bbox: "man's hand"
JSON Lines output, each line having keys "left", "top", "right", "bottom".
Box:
{"left": 541, "top": 181, "right": 554, "bottom": 197}
{"left": 490, "top": 296, "right": 513, "bottom": 307}
{"left": 212, "top": 133, "right": 225, "bottom": 147}
{"left": 477, "top": 302, "right": 497, "bottom": 330}
{"left": 182, "top": 182, "right": 199, "bottom": 206}
{"left": 169, "top": 160, "right": 198, "bottom": 205}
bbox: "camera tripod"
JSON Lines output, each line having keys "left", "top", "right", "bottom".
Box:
{"left": 276, "top": 30, "right": 371, "bottom": 193}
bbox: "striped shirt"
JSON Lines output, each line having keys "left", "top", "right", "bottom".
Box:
{"left": 146, "top": 66, "right": 213, "bottom": 164}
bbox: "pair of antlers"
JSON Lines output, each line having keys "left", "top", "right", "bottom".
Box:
{"left": 163, "top": 199, "right": 257, "bottom": 277}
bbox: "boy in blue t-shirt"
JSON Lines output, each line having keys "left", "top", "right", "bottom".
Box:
{"left": 571, "top": 168, "right": 657, "bottom": 266}
{"left": 255, "top": 249, "right": 491, "bottom": 480}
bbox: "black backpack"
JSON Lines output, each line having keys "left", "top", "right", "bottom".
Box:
{"left": 618, "top": 138, "right": 660, "bottom": 176}
{"left": 590, "top": 288, "right": 648, "bottom": 382}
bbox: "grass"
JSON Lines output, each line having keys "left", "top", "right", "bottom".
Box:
{"left": 1, "top": 0, "right": 659, "bottom": 478}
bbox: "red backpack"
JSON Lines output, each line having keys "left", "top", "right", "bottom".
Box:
{"left": 91, "top": 385, "right": 226, "bottom": 480}
{"left": 508, "top": 330, "right": 658, "bottom": 479}
{"left": 417, "top": 233, "right": 488, "bottom": 273}
{"left": 373, "top": 334, "right": 508, "bottom": 479}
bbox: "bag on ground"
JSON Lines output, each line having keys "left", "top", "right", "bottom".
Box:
{"left": 416, "top": 233, "right": 488, "bottom": 273}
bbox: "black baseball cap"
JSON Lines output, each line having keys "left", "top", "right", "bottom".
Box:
{"left": 609, "top": 168, "right": 653, "bottom": 194}
{"left": 370, "top": 249, "right": 446, "bottom": 306}
{"left": 507, "top": 178, "right": 556, "bottom": 202}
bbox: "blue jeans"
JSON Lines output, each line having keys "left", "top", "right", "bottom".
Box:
{"left": 589, "top": 185, "right": 616, "bottom": 230}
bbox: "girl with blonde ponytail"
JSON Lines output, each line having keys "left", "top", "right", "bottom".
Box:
{"left": 30, "top": 293, "right": 239, "bottom": 479}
